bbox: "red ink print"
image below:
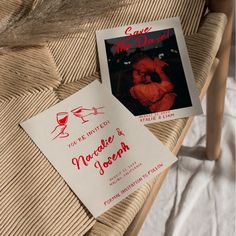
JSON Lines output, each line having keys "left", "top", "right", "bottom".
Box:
{"left": 51, "top": 112, "right": 69, "bottom": 140}
{"left": 51, "top": 105, "right": 105, "bottom": 140}
{"left": 112, "top": 28, "right": 170, "bottom": 55}
{"left": 71, "top": 135, "right": 115, "bottom": 171}
{"left": 94, "top": 142, "right": 130, "bottom": 176}
{"left": 71, "top": 106, "right": 105, "bottom": 124}
{"left": 124, "top": 26, "right": 152, "bottom": 36}
{"left": 116, "top": 128, "right": 124, "bottom": 136}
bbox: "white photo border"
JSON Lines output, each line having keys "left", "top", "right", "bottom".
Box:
{"left": 96, "top": 17, "right": 202, "bottom": 124}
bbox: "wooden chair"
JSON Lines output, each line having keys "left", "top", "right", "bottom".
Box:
{"left": 126, "top": 1, "right": 234, "bottom": 235}
{"left": 0, "top": 0, "right": 233, "bottom": 235}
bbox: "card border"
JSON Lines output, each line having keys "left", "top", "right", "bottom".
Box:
{"left": 20, "top": 80, "right": 177, "bottom": 217}
{"left": 96, "top": 17, "right": 202, "bottom": 124}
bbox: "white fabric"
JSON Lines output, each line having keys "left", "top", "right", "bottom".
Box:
{"left": 139, "top": 44, "right": 235, "bottom": 236}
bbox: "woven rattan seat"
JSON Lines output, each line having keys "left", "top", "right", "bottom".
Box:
{"left": 0, "top": 0, "right": 228, "bottom": 235}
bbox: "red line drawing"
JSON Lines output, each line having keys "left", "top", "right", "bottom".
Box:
{"left": 51, "top": 106, "right": 105, "bottom": 140}
{"left": 71, "top": 106, "right": 104, "bottom": 124}
{"left": 51, "top": 112, "right": 69, "bottom": 140}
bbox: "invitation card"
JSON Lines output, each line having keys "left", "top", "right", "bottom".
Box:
{"left": 21, "top": 81, "right": 177, "bottom": 217}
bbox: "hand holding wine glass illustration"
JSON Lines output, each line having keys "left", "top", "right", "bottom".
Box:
{"left": 51, "top": 112, "right": 69, "bottom": 140}
{"left": 71, "top": 106, "right": 104, "bottom": 124}
{"left": 51, "top": 106, "right": 105, "bottom": 140}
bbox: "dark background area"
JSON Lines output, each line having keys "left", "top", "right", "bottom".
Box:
{"left": 105, "top": 28, "right": 192, "bottom": 116}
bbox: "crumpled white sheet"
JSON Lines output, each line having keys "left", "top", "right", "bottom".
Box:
{"left": 139, "top": 47, "right": 235, "bottom": 236}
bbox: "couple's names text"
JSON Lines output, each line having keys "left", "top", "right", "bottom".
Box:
{"left": 72, "top": 131, "right": 130, "bottom": 175}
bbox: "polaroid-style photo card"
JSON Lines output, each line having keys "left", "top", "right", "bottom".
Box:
{"left": 96, "top": 17, "right": 202, "bottom": 124}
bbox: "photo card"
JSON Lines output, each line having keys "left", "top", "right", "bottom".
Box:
{"left": 96, "top": 17, "right": 202, "bottom": 124}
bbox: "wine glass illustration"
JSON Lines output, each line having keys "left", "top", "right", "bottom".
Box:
{"left": 91, "top": 106, "right": 104, "bottom": 115}
{"left": 71, "top": 106, "right": 104, "bottom": 124}
{"left": 57, "top": 112, "right": 68, "bottom": 125}
{"left": 51, "top": 112, "right": 69, "bottom": 140}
